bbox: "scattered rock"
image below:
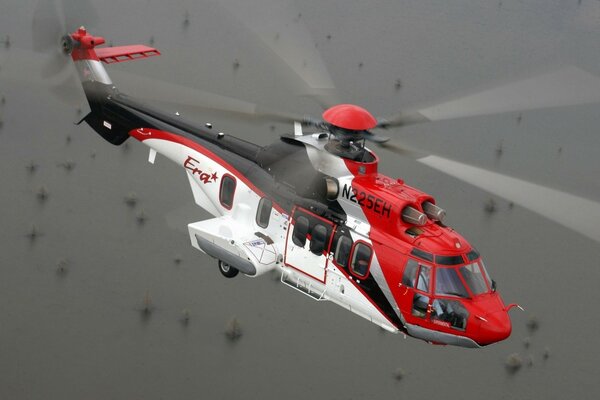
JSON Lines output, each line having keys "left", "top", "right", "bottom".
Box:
{"left": 495, "top": 140, "right": 504, "bottom": 157}
{"left": 225, "top": 316, "right": 242, "bottom": 341}
{"left": 183, "top": 10, "right": 190, "bottom": 28}
{"left": 526, "top": 315, "right": 540, "bottom": 333}
{"left": 326, "top": 34, "right": 332, "bottom": 40}
{"left": 65, "top": 134, "right": 71, "bottom": 144}
{"left": 516, "top": 112, "right": 522, "bottom": 125}
{"left": 232, "top": 59, "right": 240, "bottom": 71}
{"left": 525, "top": 354, "right": 534, "bottom": 367}
{"left": 141, "top": 291, "right": 154, "bottom": 318}
{"left": 26, "top": 161, "right": 38, "bottom": 174}
{"left": 542, "top": 347, "right": 550, "bottom": 360}
{"left": 4, "top": 35, "right": 10, "bottom": 48}
{"left": 173, "top": 254, "right": 182, "bottom": 265}
{"left": 136, "top": 209, "right": 147, "bottom": 225}
{"left": 58, "top": 160, "right": 75, "bottom": 171}
{"left": 124, "top": 191, "right": 138, "bottom": 207}
{"left": 26, "top": 224, "right": 41, "bottom": 242}
{"left": 56, "top": 258, "right": 69, "bottom": 276}
{"left": 393, "top": 367, "right": 405, "bottom": 381}
{"left": 181, "top": 309, "right": 190, "bottom": 325}
{"left": 523, "top": 336, "right": 531, "bottom": 348}
{"left": 148, "top": 36, "right": 155, "bottom": 46}
{"left": 36, "top": 186, "right": 49, "bottom": 202}
{"left": 358, "top": 62, "right": 364, "bottom": 69}
{"left": 505, "top": 352, "right": 522, "bottom": 373}
{"left": 394, "top": 79, "right": 402, "bottom": 91}
{"left": 484, "top": 198, "right": 497, "bottom": 214}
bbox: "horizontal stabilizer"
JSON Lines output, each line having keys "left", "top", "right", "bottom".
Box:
{"left": 96, "top": 45, "right": 160, "bottom": 64}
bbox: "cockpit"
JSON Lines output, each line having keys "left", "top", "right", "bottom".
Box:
{"left": 399, "top": 248, "right": 507, "bottom": 344}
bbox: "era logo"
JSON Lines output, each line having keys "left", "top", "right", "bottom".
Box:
{"left": 184, "top": 156, "right": 218, "bottom": 184}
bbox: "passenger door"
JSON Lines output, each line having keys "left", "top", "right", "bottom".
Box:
{"left": 284, "top": 207, "right": 334, "bottom": 283}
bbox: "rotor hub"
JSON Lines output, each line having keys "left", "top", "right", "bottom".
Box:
{"left": 322, "top": 104, "right": 377, "bottom": 131}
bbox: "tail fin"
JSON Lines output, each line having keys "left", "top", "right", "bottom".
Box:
{"left": 64, "top": 27, "right": 160, "bottom": 145}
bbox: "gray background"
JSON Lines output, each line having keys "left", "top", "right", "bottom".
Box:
{"left": 1, "top": 0, "right": 600, "bottom": 398}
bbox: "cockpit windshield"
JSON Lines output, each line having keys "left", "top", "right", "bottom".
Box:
{"left": 435, "top": 267, "right": 469, "bottom": 298}
{"left": 435, "top": 259, "right": 492, "bottom": 298}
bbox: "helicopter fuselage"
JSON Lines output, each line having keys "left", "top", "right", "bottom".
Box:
{"left": 70, "top": 28, "right": 512, "bottom": 347}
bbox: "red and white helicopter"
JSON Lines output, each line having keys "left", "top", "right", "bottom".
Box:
{"left": 18, "top": 10, "right": 600, "bottom": 347}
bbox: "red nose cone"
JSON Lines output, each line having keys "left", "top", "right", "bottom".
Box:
{"left": 322, "top": 104, "right": 378, "bottom": 131}
{"left": 477, "top": 311, "right": 512, "bottom": 346}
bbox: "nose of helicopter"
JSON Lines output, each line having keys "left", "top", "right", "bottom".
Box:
{"left": 477, "top": 310, "right": 512, "bottom": 346}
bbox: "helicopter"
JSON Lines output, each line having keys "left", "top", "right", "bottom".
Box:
{"left": 15, "top": 2, "right": 600, "bottom": 347}
{"left": 44, "top": 25, "right": 527, "bottom": 348}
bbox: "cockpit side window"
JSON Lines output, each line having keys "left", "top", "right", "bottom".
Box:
{"left": 402, "top": 259, "right": 418, "bottom": 287}
{"left": 416, "top": 265, "right": 431, "bottom": 292}
{"left": 431, "top": 299, "right": 468, "bottom": 330}
{"left": 459, "top": 263, "right": 488, "bottom": 295}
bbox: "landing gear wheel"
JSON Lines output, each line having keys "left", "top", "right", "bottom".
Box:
{"left": 218, "top": 260, "right": 239, "bottom": 278}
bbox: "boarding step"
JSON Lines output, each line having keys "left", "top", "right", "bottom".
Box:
{"left": 281, "top": 269, "right": 327, "bottom": 301}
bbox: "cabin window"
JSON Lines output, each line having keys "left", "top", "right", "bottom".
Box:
{"left": 256, "top": 197, "right": 272, "bottom": 228}
{"left": 292, "top": 216, "right": 309, "bottom": 247}
{"left": 219, "top": 174, "right": 236, "bottom": 210}
{"left": 309, "top": 224, "right": 328, "bottom": 255}
{"left": 334, "top": 236, "right": 353, "bottom": 268}
{"left": 350, "top": 242, "right": 372, "bottom": 278}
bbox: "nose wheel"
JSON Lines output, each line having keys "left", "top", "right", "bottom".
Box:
{"left": 218, "top": 260, "right": 239, "bottom": 278}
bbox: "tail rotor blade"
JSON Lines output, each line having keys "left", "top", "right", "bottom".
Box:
{"left": 32, "top": 0, "right": 64, "bottom": 52}
{"left": 61, "top": 0, "right": 98, "bottom": 33}
{"left": 40, "top": 51, "right": 69, "bottom": 79}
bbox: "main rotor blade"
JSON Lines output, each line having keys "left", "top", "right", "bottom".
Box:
{"left": 418, "top": 155, "right": 600, "bottom": 244}
{"left": 111, "top": 70, "right": 305, "bottom": 124}
{"left": 381, "top": 66, "right": 600, "bottom": 128}
{"left": 217, "top": 0, "right": 339, "bottom": 107}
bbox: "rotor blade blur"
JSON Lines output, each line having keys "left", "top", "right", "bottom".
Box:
{"left": 40, "top": 51, "right": 69, "bottom": 78}
{"left": 61, "top": 0, "right": 98, "bottom": 33}
{"left": 382, "top": 66, "right": 600, "bottom": 128}
{"left": 32, "top": 0, "right": 64, "bottom": 52}
{"left": 217, "top": 0, "right": 338, "bottom": 105}
{"left": 0, "top": 48, "right": 75, "bottom": 92}
{"left": 376, "top": 141, "right": 425, "bottom": 158}
{"left": 418, "top": 155, "right": 600, "bottom": 244}
{"left": 111, "top": 70, "right": 305, "bottom": 123}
